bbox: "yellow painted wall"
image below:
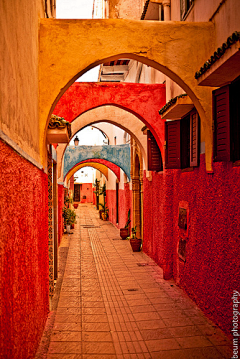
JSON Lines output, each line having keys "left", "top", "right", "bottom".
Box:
{"left": 39, "top": 19, "right": 215, "bottom": 170}
{"left": 0, "top": 0, "right": 46, "bottom": 163}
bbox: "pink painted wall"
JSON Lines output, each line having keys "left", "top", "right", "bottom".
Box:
{"left": 143, "top": 155, "right": 240, "bottom": 337}
{"left": 53, "top": 82, "right": 166, "bottom": 155}
{"left": 80, "top": 183, "right": 93, "bottom": 203}
{"left": 107, "top": 183, "right": 132, "bottom": 229}
{"left": 58, "top": 184, "right": 65, "bottom": 245}
{"left": 0, "top": 140, "right": 49, "bottom": 358}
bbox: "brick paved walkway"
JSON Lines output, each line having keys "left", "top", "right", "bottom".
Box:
{"left": 36, "top": 204, "right": 232, "bottom": 359}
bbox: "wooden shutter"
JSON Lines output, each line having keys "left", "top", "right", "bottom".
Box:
{"left": 190, "top": 110, "right": 199, "bottom": 167}
{"left": 147, "top": 130, "right": 163, "bottom": 172}
{"left": 230, "top": 77, "right": 240, "bottom": 162}
{"left": 165, "top": 120, "right": 181, "bottom": 169}
{"left": 213, "top": 85, "right": 230, "bottom": 161}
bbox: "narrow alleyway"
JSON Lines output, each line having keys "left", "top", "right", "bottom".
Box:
{"left": 36, "top": 204, "right": 231, "bottom": 359}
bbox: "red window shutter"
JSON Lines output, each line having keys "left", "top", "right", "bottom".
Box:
{"left": 165, "top": 120, "right": 181, "bottom": 169}
{"left": 190, "top": 110, "right": 199, "bottom": 167}
{"left": 213, "top": 85, "right": 230, "bottom": 161}
{"left": 147, "top": 130, "right": 163, "bottom": 172}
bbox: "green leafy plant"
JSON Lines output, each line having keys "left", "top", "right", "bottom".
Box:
{"left": 63, "top": 207, "right": 76, "bottom": 225}
{"left": 64, "top": 195, "right": 73, "bottom": 206}
{"left": 98, "top": 183, "right": 108, "bottom": 216}
{"left": 93, "top": 179, "right": 100, "bottom": 209}
{"left": 131, "top": 226, "right": 137, "bottom": 239}
{"left": 124, "top": 209, "right": 131, "bottom": 229}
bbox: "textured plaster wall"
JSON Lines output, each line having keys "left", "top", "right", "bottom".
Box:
{"left": 108, "top": 0, "right": 142, "bottom": 19}
{"left": 0, "top": 140, "right": 49, "bottom": 359}
{"left": 54, "top": 82, "right": 165, "bottom": 157}
{"left": 107, "top": 183, "right": 131, "bottom": 229}
{"left": 56, "top": 105, "right": 147, "bottom": 180}
{"left": 142, "top": 155, "right": 240, "bottom": 336}
{"left": 176, "top": 0, "right": 240, "bottom": 46}
{"left": 0, "top": 0, "right": 43, "bottom": 163}
{"left": 64, "top": 145, "right": 131, "bottom": 180}
{"left": 58, "top": 184, "right": 65, "bottom": 245}
{"left": 39, "top": 19, "right": 215, "bottom": 170}
{"left": 79, "top": 183, "right": 94, "bottom": 203}
{"left": 65, "top": 158, "right": 120, "bottom": 183}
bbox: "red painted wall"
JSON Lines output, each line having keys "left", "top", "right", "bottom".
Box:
{"left": 93, "top": 186, "right": 96, "bottom": 206}
{"left": 143, "top": 154, "right": 240, "bottom": 337}
{"left": 0, "top": 140, "right": 49, "bottom": 358}
{"left": 79, "top": 183, "right": 93, "bottom": 203}
{"left": 107, "top": 183, "right": 132, "bottom": 229}
{"left": 58, "top": 184, "right": 65, "bottom": 245}
{"left": 53, "top": 82, "right": 166, "bottom": 155}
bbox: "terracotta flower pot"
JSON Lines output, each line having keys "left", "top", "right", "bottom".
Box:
{"left": 73, "top": 203, "right": 78, "bottom": 209}
{"left": 130, "top": 238, "right": 142, "bottom": 252}
{"left": 120, "top": 228, "right": 129, "bottom": 240}
{"left": 99, "top": 209, "right": 104, "bottom": 219}
{"left": 102, "top": 212, "right": 107, "bottom": 221}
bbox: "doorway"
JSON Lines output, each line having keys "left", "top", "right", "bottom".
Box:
{"left": 74, "top": 184, "right": 81, "bottom": 202}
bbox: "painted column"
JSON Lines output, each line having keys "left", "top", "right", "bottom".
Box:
{"left": 132, "top": 176, "right": 140, "bottom": 238}
{"left": 162, "top": 0, "right": 171, "bottom": 21}
{"left": 47, "top": 152, "right": 54, "bottom": 298}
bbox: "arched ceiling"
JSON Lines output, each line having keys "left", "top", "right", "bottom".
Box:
{"left": 65, "top": 162, "right": 109, "bottom": 183}
{"left": 57, "top": 105, "right": 147, "bottom": 181}
{"left": 64, "top": 158, "right": 121, "bottom": 184}
{"left": 39, "top": 19, "right": 215, "bottom": 170}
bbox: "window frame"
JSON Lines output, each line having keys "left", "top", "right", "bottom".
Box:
{"left": 213, "top": 76, "right": 240, "bottom": 163}
{"left": 147, "top": 130, "right": 163, "bottom": 172}
{"left": 165, "top": 109, "right": 199, "bottom": 170}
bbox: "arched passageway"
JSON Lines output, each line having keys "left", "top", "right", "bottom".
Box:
{"left": 66, "top": 163, "right": 109, "bottom": 182}
{"left": 56, "top": 105, "right": 148, "bottom": 180}
{"left": 65, "top": 158, "right": 121, "bottom": 183}
{"left": 53, "top": 82, "right": 165, "bottom": 155}
{"left": 63, "top": 144, "right": 130, "bottom": 180}
{"left": 39, "top": 19, "right": 215, "bottom": 170}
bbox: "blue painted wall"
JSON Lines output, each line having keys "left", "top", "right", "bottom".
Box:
{"left": 63, "top": 144, "right": 131, "bottom": 179}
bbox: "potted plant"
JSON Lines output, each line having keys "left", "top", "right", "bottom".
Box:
{"left": 99, "top": 203, "right": 109, "bottom": 220}
{"left": 73, "top": 203, "right": 79, "bottom": 209}
{"left": 120, "top": 209, "right": 131, "bottom": 240}
{"left": 101, "top": 207, "right": 109, "bottom": 221}
{"left": 64, "top": 195, "right": 73, "bottom": 208}
{"left": 93, "top": 179, "right": 100, "bottom": 210}
{"left": 99, "top": 183, "right": 108, "bottom": 220}
{"left": 63, "top": 207, "right": 77, "bottom": 233}
{"left": 129, "top": 226, "right": 142, "bottom": 252}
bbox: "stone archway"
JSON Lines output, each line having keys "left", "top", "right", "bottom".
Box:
{"left": 66, "top": 163, "right": 109, "bottom": 184}
{"left": 39, "top": 19, "right": 215, "bottom": 170}
{"left": 53, "top": 82, "right": 165, "bottom": 153}
{"left": 56, "top": 105, "right": 148, "bottom": 180}
{"left": 63, "top": 144, "right": 130, "bottom": 180}
{"left": 64, "top": 158, "right": 121, "bottom": 183}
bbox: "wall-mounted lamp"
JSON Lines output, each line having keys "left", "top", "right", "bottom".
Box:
{"left": 74, "top": 136, "right": 79, "bottom": 146}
